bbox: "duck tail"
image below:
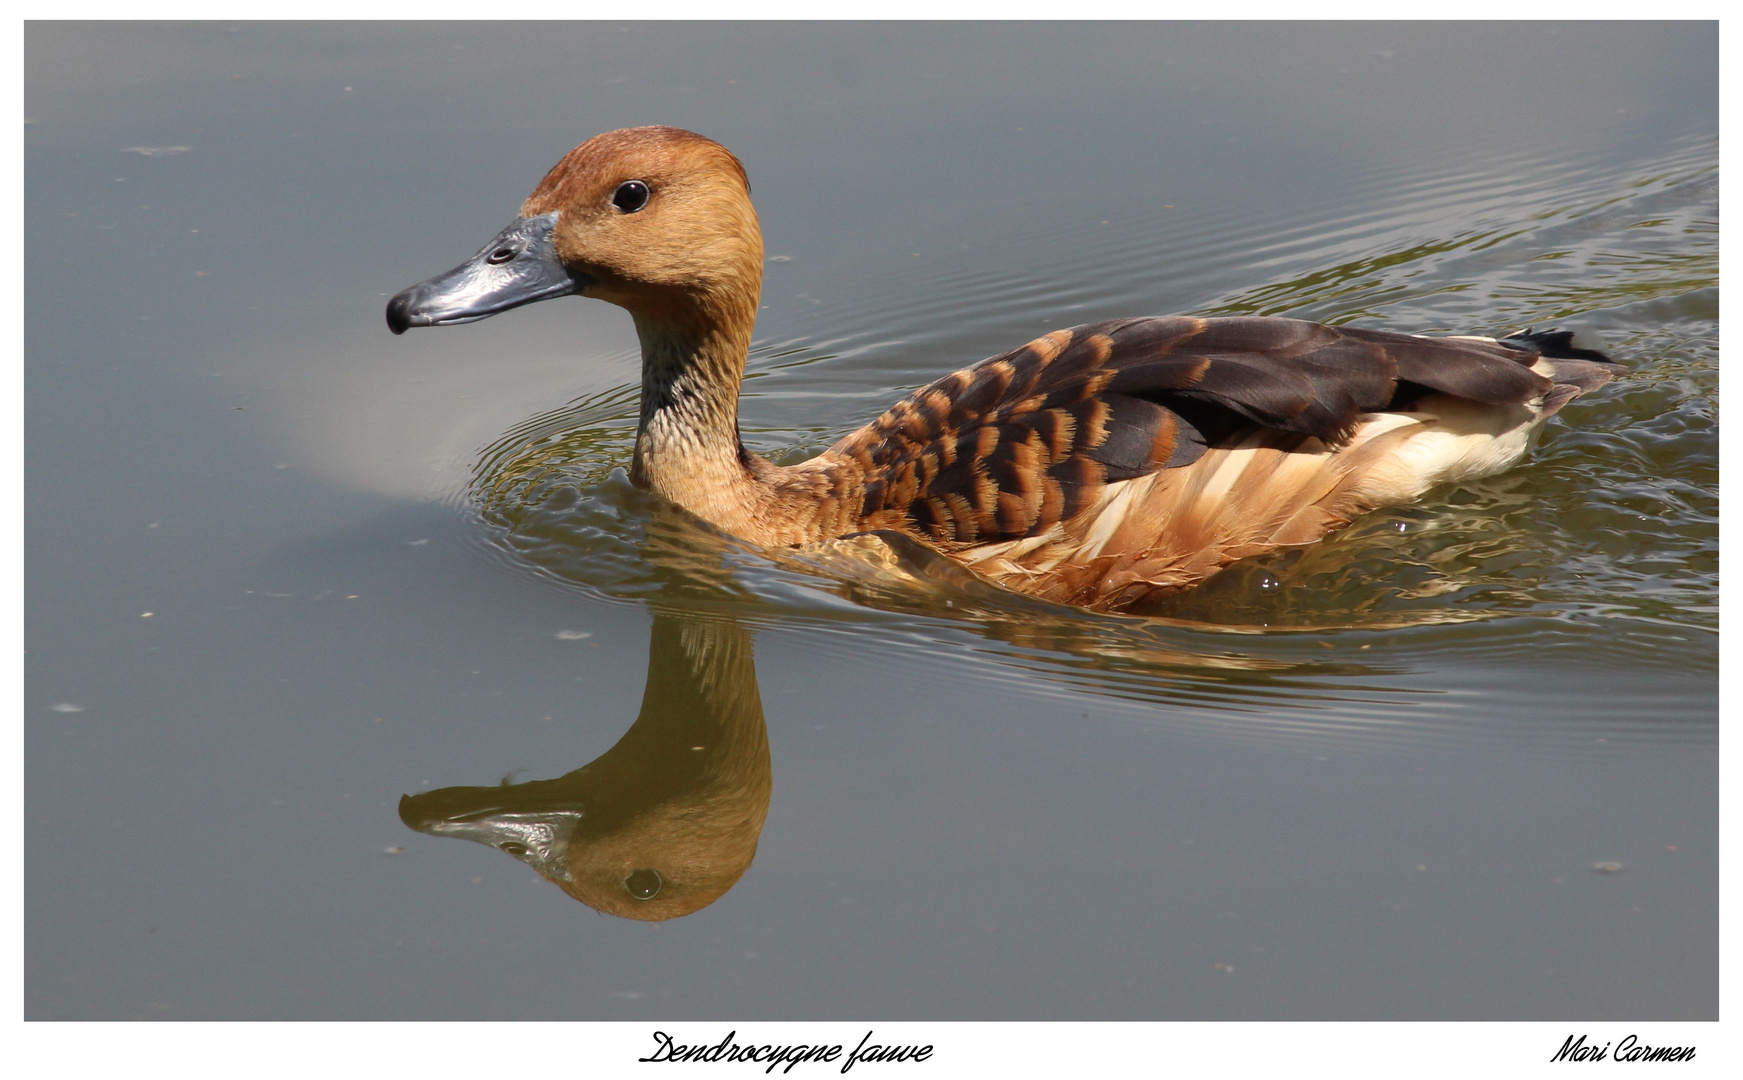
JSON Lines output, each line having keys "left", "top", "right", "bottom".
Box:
{"left": 1502, "top": 326, "right": 1618, "bottom": 364}
{"left": 1501, "top": 327, "right": 1624, "bottom": 417}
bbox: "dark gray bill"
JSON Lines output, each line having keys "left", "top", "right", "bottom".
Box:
{"left": 398, "top": 783, "right": 588, "bottom": 883}
{"left": 399, "top": 798, "right": 583, "bottom": 883}
{"left": 385, "top": 212, "right": 584, "bottom": 334}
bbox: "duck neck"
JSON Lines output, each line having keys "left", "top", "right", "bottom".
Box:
{"left": 628, "top": 299, "right": 769, "bottom": 534}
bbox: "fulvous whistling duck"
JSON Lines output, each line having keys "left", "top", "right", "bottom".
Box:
{"left": 387, "top": 126, "right": 1621, "bottom": 612}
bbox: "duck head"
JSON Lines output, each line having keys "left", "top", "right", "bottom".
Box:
{"left": 386, "top": 126, "right": 763, "bottom": 336}
{"left": 397, "top": 609, "right": 772, "bottom": 922}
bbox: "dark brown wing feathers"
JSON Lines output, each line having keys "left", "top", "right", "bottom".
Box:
{"left": 1340, "top": 326, "right": 1552, "bottom": 406}
{"left": 831, "top": 316, "right": 1591, "bottom": 547}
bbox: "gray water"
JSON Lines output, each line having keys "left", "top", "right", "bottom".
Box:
{"left": 25, "top": 22, "right": 1716, "bottom": 1020}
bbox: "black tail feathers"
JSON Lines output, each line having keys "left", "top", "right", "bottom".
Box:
{"left": 1502, "top": 327, "right": 1618, "bottom": 365}
{"left": 1502, "top": 327, "right": 1623, "bottom": 411}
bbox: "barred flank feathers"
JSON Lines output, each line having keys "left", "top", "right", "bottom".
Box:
{"left": 828, "top": 316, "right": 1585, "bottom": 553}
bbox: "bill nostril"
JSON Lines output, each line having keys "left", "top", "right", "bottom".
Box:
{"left": 385, "top": 210, "right": 571, "bottom": 336}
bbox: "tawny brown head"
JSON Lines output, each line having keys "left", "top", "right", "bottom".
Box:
{"left": 551, "top": 786, "right": 768, "bottom": 921}
{"left": 524, "top": 127, "right": 762, "bottom": 319}
{"left": 396, "top": 607, "right": 772, "bottom": 923}
{"left": 386, "top": 126, "right": 761, "bottom": 334}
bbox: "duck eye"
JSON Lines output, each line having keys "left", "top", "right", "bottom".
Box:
{"left": 498, "top": 841, "right": 528, "bottom": 857}
{"left": 612, "top": 180, "right": 651, "bottom": 213}
{"left": 486, "top": 244, "right": 519, "bottom": 265}
{"left": 625, "top": 868, "right": 662, "bottom": 899}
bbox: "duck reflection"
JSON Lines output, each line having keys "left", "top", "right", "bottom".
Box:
{"left": 399, "top": 609, "right": 770, "bottom": 921}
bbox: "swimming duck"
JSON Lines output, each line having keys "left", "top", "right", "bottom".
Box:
{"left": 387, "top": 126, "right": 1620, "bottom": 612}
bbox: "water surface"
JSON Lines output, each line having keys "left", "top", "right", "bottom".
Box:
{"left": 25, "top": 22, "right": 1716, "bottom": 1020}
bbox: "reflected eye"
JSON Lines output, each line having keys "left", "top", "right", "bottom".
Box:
{"left": 498, "top": 841, "right": 529, "bottom": 857}
{"left": 625, "top": 868, "right": 663, "bottom": 899}
{"left": 612, "top": 180, "right": 651, "bottom": 213}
